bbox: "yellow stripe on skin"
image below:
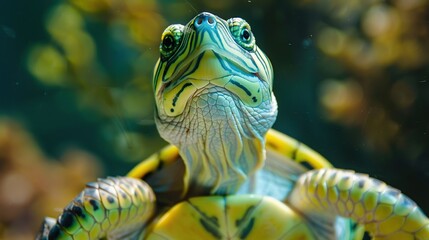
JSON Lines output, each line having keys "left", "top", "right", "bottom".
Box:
{"left": 128, "top": 128, "right": 330, "bottom": 196}
{"left": 223, "top": 75, "right": 263, "bottom": 107}
{"left": 162, "top": 81, "right": 199, "bottom": 117}
{"left": 266, "top": 129, "right": 332, "bottom": 169}
{"left": 290, "top": 169, "right": 429, "bottom": 240}
{"left": 127, "top": 145, "right": 180, "bottom": 179}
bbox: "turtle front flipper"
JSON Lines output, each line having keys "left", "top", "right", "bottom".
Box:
{"left": 37, "top": 177, "right": 155, "bottom": 240}
{"left": 289, "top": 169, "right": 429, "bottom": 240}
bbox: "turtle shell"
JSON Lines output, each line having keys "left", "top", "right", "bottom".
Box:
{"left": 146, "top": 195, "right": 314, "bottom": 240}
{"left": 35, "top": 10, "right": 429, "bottom": 239}
{"left": 126, "top": 129, "right": 361, "bottom": 239}
{"left": 127, "top": 129, "right": 331, "bottom": 203}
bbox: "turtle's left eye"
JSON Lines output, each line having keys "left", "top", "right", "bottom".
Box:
{"left": 160, "top": 24, "right": 184, "bottom": 60}
{"left": 227, "top": 18, "right": 255, "bottom": 51}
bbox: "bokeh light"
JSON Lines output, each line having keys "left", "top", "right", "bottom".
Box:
{"left": 1, "top": 0, "right": 428, "bottom": 238}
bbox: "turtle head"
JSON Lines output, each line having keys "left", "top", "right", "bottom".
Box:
{"left": 153, "top": 12, "right": 278, "bottom": 194}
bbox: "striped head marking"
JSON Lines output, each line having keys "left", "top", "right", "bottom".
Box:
{"left": 154, "top": 12, "right": 278, "bottom": 194}
{"left": 154, "top": 12, "right": 275, "bottom": 117}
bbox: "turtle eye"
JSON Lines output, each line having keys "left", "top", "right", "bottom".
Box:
{"left": 160, "top": 24, "right": 184, "bottom": 59}
{"left": 242, "top": 28, "right": 251, "bottom": 41}
{"left": 227, "top": 18, "right": 255, "bottom": 51}
{"left": 162, "top": 35, "right": 175, "bottom": 50}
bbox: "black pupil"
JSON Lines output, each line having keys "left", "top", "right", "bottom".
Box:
{"left": 163, "top": 36, "right": 174, "bottom": 49}
{"left": 242, "top": 29, "right": 250, "bottom": 41}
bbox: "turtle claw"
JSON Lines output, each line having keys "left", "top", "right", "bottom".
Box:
{"left": 36, "top": 217, "right": 56, "bottom": 240}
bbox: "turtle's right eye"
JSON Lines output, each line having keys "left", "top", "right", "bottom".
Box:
{"left": 160, "top": 24, "right": 184, "bottom": 60}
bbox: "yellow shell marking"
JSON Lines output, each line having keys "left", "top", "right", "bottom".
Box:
{"left": 146, "top": 195, "right": 316, "bottom": 240}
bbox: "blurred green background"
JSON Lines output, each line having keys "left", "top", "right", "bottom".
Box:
{"left": 1, "top": 0, "right": 428, "bottom": 239}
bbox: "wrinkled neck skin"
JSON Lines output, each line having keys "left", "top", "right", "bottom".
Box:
{"left": 156, "top": 85, "right": 277, "bottom": 195}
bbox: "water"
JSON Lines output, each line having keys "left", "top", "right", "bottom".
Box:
{"left": 1, "top": 0, "right": 428, "bottom": 239}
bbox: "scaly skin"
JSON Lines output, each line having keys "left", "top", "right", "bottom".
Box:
{"left": 37, "top": 177, "right": 155, "bottom": 240}
{"left": 37, "top": 12, "right": 429, "bottom": 239}
{"left": 289, "top": 169, "right": 429, "bottom": 240}
{"left": 153, "top": 13, "right": 277, "bottom": 195}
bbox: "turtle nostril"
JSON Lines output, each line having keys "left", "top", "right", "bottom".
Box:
{"left": 194, "top": 13, "right": 217, "bottom": 29}
{"left": 207, "top": 17, "right": 214, "bottom": 25}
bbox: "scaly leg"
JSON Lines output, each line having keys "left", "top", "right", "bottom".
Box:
{"left": 289, "top": 169, "right": 429, "bottom": 240}
{"left": 37, "top": 177, "right": 155, "bottom": 240}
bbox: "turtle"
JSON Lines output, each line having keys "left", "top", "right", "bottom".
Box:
{"left": 37, "top": 12, "right": 429, "bottom": 240}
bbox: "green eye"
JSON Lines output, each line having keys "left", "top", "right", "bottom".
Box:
{"left": 160, "top": 24, "right": 184, "bottom": 59}
{"left": 227, "top": 18, "right": 255, "bottom": 51}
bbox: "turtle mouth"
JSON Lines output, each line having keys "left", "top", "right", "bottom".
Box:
{"left": 159, "top": 46, "right": 265, "bottom": 117}
{"left": 167, "top": 44, "right": 258, "bottom": 84}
